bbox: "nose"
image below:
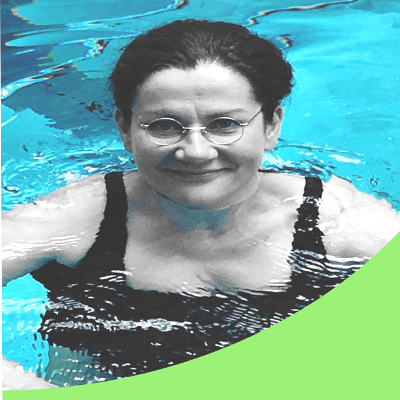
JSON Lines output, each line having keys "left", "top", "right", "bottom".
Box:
{"left": 173, "top": 129, "right": 218, "bottom": 163}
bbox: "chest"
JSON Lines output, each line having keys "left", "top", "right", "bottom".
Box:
{"left": 123, "top": 203, "right": 298, "bottom": 295}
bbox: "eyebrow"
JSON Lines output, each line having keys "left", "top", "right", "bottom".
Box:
{"left": 140, "top": 108, "right": 249, "bottom": 120}
{"left": 204, "top": 109, "right": 249, "bottom": 119}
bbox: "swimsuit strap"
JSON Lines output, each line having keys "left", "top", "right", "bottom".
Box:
{"left": 31, "top": 172, "right": 128, "bottom": 288}
{"left": 77, "top": 171, "right": 128, "bottom": 268}
{"left": 292, "top": 176, "right": 326, "bottom": 255}
{"left": 255, "top": 170, "right": 326, "bottom": 254}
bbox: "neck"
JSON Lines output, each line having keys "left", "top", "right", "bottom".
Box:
{"left": 138, "top": 176, "right": 261, "bottom": 234}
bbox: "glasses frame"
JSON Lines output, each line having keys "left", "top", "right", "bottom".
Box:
{"left": 137, "top": 107, "right": 264, "bottom": 146}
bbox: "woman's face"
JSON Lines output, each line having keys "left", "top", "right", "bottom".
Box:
{"left": 115, "top": 63, "right": 283, "bottom": 209}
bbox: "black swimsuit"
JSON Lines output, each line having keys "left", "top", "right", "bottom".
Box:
{"left": 31, "top": 171, "right": 357, "bottom": 380}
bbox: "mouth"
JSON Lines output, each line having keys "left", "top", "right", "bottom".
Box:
{"left": 165, "top": 169, "right": 225, "bottom": 175}
{"left": 161, "top": 168, "right": 229, "bottom": 180}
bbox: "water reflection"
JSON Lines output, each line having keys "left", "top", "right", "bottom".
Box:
{"left": 3, "top": 242, "right": 366, "bottom": 386}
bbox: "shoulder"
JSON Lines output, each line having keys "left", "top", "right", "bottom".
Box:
{"left": 37, "top": 173, "right": 107, "bottom": 207}
{"left": 258, "top": 170, "right": 305, "bottom": 200}
{"left": 319, "top": 175, "right": 400, "bottom": 258}
{"left": 3, "top": 174, "right": 107, "bottom": 231}
{"left": 320, "top": 174, "right": 398, "bottom": 224}
{"left": 2, "top": 174, "right": 108, "bottom": 269}
{"left": 320, "top": 175, "right": 357, "bottom": 213}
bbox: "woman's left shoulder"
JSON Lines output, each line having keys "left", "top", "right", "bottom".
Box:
{"left": 319, "top": 175, "right": 400, "bottom": 258}
{"left": 320, "top": 175, "right": 397, "bottom": 217}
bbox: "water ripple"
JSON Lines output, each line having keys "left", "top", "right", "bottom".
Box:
{"left": 66, "top": 0, "right": 188, "bottom": 29}
{"left": 245, "top": 0, "right": 360, "bottom": 26}
{"left": 2, "top": 0, "right": 189, "bottom": 100}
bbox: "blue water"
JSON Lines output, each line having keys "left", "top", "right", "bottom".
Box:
{"left": 2, "top": 0, "right": 400, "bottom": 380}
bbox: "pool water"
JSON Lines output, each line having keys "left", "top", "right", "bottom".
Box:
{"left": 2, "top": 0, "right": 400, "bottom": 387}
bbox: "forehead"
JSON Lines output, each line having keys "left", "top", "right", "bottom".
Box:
{"left": 132, "top": 63, "right": 259, "bottom": 116}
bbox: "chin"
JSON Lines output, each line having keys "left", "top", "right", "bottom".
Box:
{"left": 164, "top": 189, "right": 237, "bottom": 210}
{"left": 145, "top": 171, "right": 257, "bottom": 210}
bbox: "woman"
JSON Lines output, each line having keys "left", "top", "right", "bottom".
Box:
{"left": 2, "top": 20, "right": 399, "bottom": 387}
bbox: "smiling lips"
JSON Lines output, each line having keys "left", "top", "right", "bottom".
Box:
{"left": 167, "top": 169, "right": 225, "bottom": 175}
{"left": 162, "top": 168, "right": 228, "bottom": 179}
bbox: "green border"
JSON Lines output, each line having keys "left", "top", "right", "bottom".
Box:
{"left": 3, "top": 233, "right": 399, "bottom": 400}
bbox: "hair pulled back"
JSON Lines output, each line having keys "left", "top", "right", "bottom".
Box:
{"left": 110, "top": 19, "right": 293, "bottom": 124}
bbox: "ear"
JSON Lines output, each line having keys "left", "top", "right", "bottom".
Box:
{"left": 263, "top": 105, "right": 283, "bottom": 152}
{"left": 114, "top": 108, "right": 133, "bottom": 153}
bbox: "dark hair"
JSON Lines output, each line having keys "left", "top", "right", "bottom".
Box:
{"left": 110, "top": 19, "right": 293, "bottom": 124}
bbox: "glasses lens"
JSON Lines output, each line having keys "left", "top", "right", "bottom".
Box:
{"left": 146, "top": 118, "right": 184, "bottom": 145}
{"left": 205, "top": 118, "right": 243, "bottom": 144}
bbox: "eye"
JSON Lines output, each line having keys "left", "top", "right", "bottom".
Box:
{"left": 147, "top": 119, "right": 183, "bottom": 134}
{"left": 207, "top": 118, "right": 241, "bottom": 133}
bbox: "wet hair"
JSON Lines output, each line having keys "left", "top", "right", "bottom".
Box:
{"left": 110, "top": 19, "right": 293, "bottom": 125}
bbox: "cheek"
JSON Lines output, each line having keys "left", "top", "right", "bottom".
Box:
{"left": 233, "top": 142, "right": 265, "bottom": 170}
{"left": 134, "top": 153, "right": 160, "bottom": 174}
{"left": 132, "top": 143, "right": 172, "bottom": 181}
{"left": 131, "top": 138, "right": 160, "bottom": 165}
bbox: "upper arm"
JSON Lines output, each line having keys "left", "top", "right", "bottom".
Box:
{"left": 319, "top": 175, "right": 400, "bottom": 259}
{"left": 2, "top": 174, "right": 107, "bottom": 285}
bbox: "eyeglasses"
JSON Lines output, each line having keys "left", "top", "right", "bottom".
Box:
{"left": 137, "top": 108, "right": 264, "bottom": 146}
